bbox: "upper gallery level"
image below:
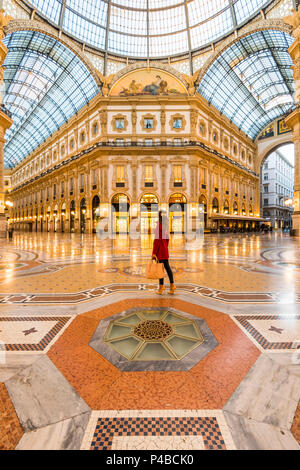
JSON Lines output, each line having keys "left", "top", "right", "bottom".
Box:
{"left": 10, "top": 66, "right": 257, "bottom": 190}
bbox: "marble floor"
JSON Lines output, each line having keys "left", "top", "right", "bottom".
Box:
{"left": 0, "top": 231, "right": 299, "bottom": 450}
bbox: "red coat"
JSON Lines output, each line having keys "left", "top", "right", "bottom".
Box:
{"left": 152, "top": 222, "right": 169, "bottom": 260}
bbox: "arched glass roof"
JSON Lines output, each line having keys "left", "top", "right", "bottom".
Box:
{"left": 22, "top": 0, "right": 273, "bottom": 58}
{"left": 2, "top": 30, "right": 99, "bottom": 168}
{"left": 198, "top": 30, "right": 295, "bottom": 140}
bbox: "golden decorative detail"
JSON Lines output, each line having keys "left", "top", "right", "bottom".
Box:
{"left": 283, "top": 9, "right": 300, "bottom": 37}
{"left": 140, "top": 113, "right": 158, "bottom": 133}
{"left": 0, "top": 9, "right": 13, "bottom": 40}
{"left": 181, "top": 69, "right": 201, "bottom": 96}
{"left": 190, "top": 109, "right": 198, "bottom": 131}
{"left": 96, "top": 71, "right": 115, "bottom": 97}
{"left": 111, "top": 113, "right": 129, "bottom": 133}
{"left": 169, "top": 113, "right": 187, "bottom": 133}
{"left": 133, "top": 320, "right": 173, "bottom": 341}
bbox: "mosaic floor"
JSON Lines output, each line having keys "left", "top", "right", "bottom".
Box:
{"left": 0, "top": 232, "right": 299, "bottom": 450}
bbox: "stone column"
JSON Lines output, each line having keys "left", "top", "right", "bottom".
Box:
{"left": 0, "top": 40, "right": 12, "bottom": 237}
{"left": 284, "top": 10, "right": 300, "bottom": 235}
{"left": 285, "top": 110, "right": 300, "bottom": 233}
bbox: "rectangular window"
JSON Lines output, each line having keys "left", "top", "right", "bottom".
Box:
{"left": 174, "top": 165, "right": 182, "bottom": 183}
{"left": 145, "top": 165, "right": 153, "bottom": 183}
{"left": 70, "top": 178, "right": 73, "bottom": 191}
{"left": 80, "top": 174, "right": 84, "bottom": 188}
{"left": 173, "top": 118, "right": 182, "bottom": 129}
{"left": 61, "top": 181, "right": 64, "bottom": 194}
{"left": 264, "top": 185, "right": 268, "bottom": 193}
{"left": 92, "top": 169, "right": 97, "bottom": 185}
{"left": 115, "top": 118, "right": 124, "bottom": 129}
{"left": 264, "top": 199, "right": 268, "bottom": 205}
{"left": 117, "top": 166, "right": 125, "bottom": 183}
{"left": 53, "top": 184, "right": 56, "bottom": 196}
{"left": 144, "top": 118, "right": 153, "bottom": 129}
{"left": 264, "top": 174, "right": 268, "bottom": 180}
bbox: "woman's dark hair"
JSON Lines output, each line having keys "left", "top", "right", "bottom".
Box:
{"left": 159, "top": 210, "right": 168, "bottom": 232}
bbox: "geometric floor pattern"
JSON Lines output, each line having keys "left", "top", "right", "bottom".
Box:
{"left": 0, "top": 317, "right": 71, "bottom": 352}
{"left": 233, "top": 315, "right": 300, "bottom": 351}
{"left": 81, "top": 411, "right": 236, "bottom": 450}
{"left": 1, "top": 233, "right": 300, "bottom": 450}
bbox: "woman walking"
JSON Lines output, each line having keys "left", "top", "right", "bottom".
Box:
{"left": 152, "top": 210, "right": 176, "bottom": 295}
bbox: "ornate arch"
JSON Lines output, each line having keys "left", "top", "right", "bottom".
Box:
{"left": 197, "top": 19, "right": 293, "bottom": 85}
{"left": 4, "top": 19, "right": 102, "bottom": 87}
{"left": 257, "top": 134, "right": 293, "bottom": 171}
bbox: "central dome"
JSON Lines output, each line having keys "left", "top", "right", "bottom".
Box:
{"left": 24, "top": 0, "right": 273, "bottom": 58}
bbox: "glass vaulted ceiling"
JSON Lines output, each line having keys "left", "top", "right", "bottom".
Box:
{"left": 23, "top": 0, "right": 273, "bottom": 58}
{"left": 2, "top": 30, "right": 99, "bottom": 168}
{"left": 198, "top": 30, "right": 295, "bottom": 140}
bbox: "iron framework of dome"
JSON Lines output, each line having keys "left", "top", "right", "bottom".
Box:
{"left": 2, "top": 30, "right": 99, "bottom": 168}
{"left": 198, "top": 29, "right": 295, "bottom": 140}
{"left": 22, "top": 0, "right": 274, "bottom": 58}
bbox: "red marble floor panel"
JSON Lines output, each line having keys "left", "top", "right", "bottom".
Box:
{"left": 291, "top": 400, "right": 300, "bottom": 445}
{"left": 48, "top": 299, "right": 261, "bottom": 410}
{"left": 0, "top": 383, "right": 23, "bottom": 450}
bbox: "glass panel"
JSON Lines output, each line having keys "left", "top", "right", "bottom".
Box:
{"left": 164, "top": 313, "right": 189, "bottom": 324}
{"left": 174, "top": 323, "right": 202, "bottom": 339}
{"left": 110, "top": 337, "right": 141, "bottom": 358}
{"left": 118, "top": 314, "right": 142, "bottom": 325}
{"left": 167, "top": 336, "right": 199, "bottom": 358}
{"left": 135, "top": 343, "right": 174, "bottom": 360}
{"left": 106, "top": 324, "right": 132, "bottom": 340}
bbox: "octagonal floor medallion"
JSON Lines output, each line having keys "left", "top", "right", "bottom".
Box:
{"left": 89, "top": 307, "right": 218, "bottom": 371}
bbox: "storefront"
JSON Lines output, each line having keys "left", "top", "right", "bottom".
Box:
{"left": 210, "top": 214, "right": 265, "bottom": 231}
{"left": 80, "top": 198, "right": 87, "bottom": 233}
{"left": 92, "top": 195, "right": 100, "bottom": 233}
{"left": 169, "top": 193, "right": 187, "bottom": 233}
{"left": 199, "top": 195, "right": 207, "bottom": 228}
{"left": 112, "top": 193, "right": 130, "bottom": 234}
{"left": 70, "top": 200, "right": 75, "bottom": 232}
{"left": 140, "top": 194, "right": 159, "bottom": 234}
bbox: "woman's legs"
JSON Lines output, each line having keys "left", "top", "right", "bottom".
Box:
{"left": 159, "top": 260, "right": 174, "bottom": 286}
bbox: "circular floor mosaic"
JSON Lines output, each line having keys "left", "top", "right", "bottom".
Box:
{"left": 89, "top": 307, "right": 218, "bottom": 371}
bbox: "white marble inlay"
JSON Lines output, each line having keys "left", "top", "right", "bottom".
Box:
{"left": 111, "top": 435, "right": 205, "bottom": 450}
{"left": 249, "top": 319, "right": 300, "bottom": 343}
{"left": 0, "top": 320, "right": 58, "bottom": 344}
